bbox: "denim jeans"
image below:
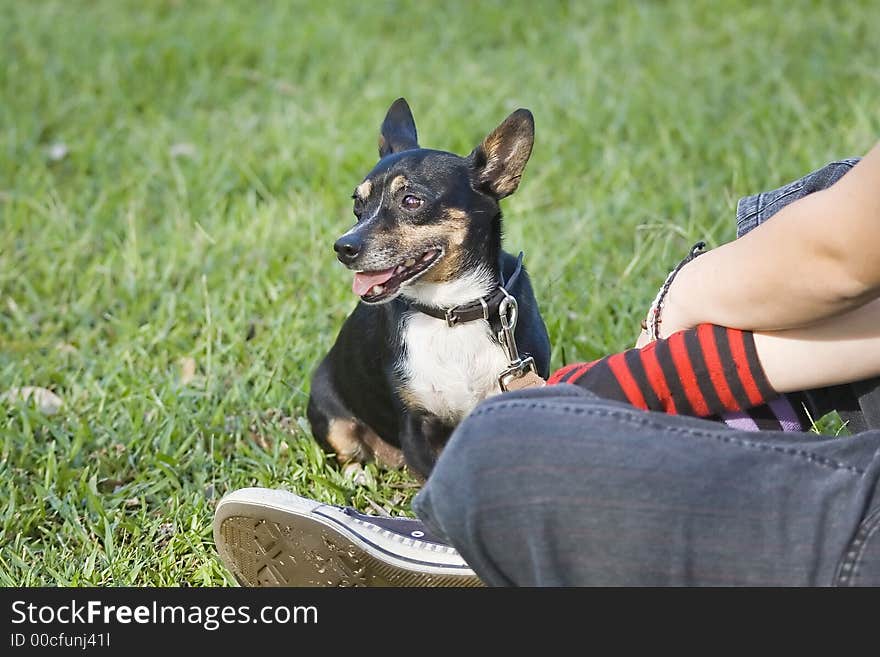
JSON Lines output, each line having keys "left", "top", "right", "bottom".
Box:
{"left": 413, "top": 160, "right": 880, "bottom": 586}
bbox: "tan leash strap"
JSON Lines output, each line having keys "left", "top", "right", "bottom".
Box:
{"left": 502, "top": 370, "right": 546, "bottom": 391}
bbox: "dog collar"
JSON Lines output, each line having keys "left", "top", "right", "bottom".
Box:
{"left": 405, "top": 252, "right": 525, "bottom": 329}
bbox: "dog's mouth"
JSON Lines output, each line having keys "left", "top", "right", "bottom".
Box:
{"left": 353, "top": 248, "right": 443, "bottom": 303}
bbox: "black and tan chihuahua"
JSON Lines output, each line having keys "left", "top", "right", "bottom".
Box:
{"left": 307, "top": 99, "right": 550, "bottom": 479}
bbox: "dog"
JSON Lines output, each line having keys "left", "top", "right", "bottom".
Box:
{"left": 307, "top": 98, "right": 550, "bottom": 479}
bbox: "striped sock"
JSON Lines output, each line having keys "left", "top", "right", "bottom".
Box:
{"left": 547, "top": 325, "right": 807, "bottom": 432}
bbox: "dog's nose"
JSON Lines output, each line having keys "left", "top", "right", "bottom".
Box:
{"left": 334, "top": 235, "right": 363, "bottom": 265}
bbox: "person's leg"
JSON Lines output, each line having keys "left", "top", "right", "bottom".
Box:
{"left": 413, "top": 384, "right": 880, "bottom": 586}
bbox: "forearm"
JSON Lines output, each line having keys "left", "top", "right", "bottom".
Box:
{"left": 549, "top": 325, "right": 775, "bottom": 418}
{"left": 555, "top": 304, "right": 880, "bottom": 418}
{"left": 753, "top": 298, "right": 880, "bottom": 394}
{"left": 661, "top": 142, "right": 880, "bottom": 334}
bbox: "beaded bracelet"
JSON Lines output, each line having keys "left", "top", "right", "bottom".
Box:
{"left": 642, "top": 241, "right": 706, "bottom": 341}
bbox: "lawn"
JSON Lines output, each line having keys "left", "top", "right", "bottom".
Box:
{"left": 1, "top": 0, "right": 878, "bottom": 585}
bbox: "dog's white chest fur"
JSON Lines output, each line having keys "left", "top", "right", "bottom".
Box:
{"left": 398, "top": 312, "right": 509, "bottom": 424}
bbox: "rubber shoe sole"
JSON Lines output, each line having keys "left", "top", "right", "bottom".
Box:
{"left": 213, "top": 487, "right": 483, "bottom": 587}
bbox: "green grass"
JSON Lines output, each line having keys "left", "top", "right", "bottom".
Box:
{"left": 2, "top": 0, "right": 878, "bottom": 585}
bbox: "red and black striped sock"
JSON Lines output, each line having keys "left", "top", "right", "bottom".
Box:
{"left": 547, "top": 325, "right": 795, "bottom": 429}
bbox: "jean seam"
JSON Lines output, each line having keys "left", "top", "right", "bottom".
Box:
{"left": 738, "top": 210, "right": 757, "bottom": 224}
{"left": 755, "top": 181, "right": 804, "bottom": 220}
{"left": 834, "top": 505, "right": 880, "bottom": 586}
{"left": 469, "top": 400, "right": 865, "bottom": 476}
{"left": 827, "top": 159, "right": 858, "bottom": 172}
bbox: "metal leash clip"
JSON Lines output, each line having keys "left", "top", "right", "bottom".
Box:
{"left": 496, "top": 288, "right": 538, "bottom": 392}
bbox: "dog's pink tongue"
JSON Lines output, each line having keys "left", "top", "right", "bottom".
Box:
{"left": 352, "top": 268, "right": 396, "bottom": 296}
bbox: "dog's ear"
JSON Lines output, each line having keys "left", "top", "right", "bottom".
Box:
{"left": 379, "top": 98, "right": 419, "bottom": 158}
{"left": 468, "top": 109, "right": 534, "bottom": 199}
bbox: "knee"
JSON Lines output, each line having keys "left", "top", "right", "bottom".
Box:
{"left": 417, "top": 401, "right": 503, "bottom": 515}
{"left": 414, "top": 395, "right": 525, "bottom": 544}
{"left": 415, "top": 387, "right": 587, "bottom": 541}
{"left": 416, "top": 383, "right": 639, "bottom": 510}
{"left": 420, "top": 383, "right": 602, "bottom": 513}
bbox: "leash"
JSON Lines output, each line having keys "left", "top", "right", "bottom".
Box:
{"left": 405, "top": 252, "right": 545, "bottom": 392}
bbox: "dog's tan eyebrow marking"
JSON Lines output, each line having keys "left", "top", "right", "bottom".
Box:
{"left": 355, "top": 180, "right": 372, "bottom": 200}
{"left": 389, "top": 175, "right": 408, "bottom": 195}
{"left": 443, "top": 208, "right": 469, "bottom": 222}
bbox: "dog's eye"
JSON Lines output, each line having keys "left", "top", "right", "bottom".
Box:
{"left": 401, "top": 195, "right": 423, "bottom": 211}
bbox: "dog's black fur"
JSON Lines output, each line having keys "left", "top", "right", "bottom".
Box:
{"left": 307, "top": 99, "right": 550, "bottom": 479}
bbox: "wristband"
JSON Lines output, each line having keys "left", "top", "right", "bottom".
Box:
{"left": 644, "top": 241, "right": 706, "bottom": 341}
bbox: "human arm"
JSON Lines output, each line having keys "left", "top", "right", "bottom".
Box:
{"left": 556, "top": 299, "right": 880, "bottom": 417}
{"left": 753, "top": 298, "right": 880, "bottom": 393}
{"left": 658, "top": 141, "right": 880, "bottom": 336}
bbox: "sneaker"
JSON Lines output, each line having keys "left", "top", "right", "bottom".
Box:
{"left": 213, "top": 487, "right": 483, "bottom": 587}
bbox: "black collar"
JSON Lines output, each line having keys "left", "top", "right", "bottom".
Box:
{"left": 404, "top": 252, "right": 525, "bottom": 330}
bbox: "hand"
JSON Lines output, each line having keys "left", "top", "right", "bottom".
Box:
{"left": 654, "top": 280, "right": 690, "bottom": 339}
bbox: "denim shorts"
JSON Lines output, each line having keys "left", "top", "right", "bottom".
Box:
{"left": 735, "top": 158, "right": 861, "bottom": 238}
